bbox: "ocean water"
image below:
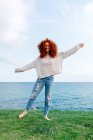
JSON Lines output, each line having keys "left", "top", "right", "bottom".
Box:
{"left": 0, "top": 82, "right": 93, "bottom": 111}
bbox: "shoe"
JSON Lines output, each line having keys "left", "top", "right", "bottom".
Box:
{"left": 44, "top": 115, "right": 50, "bottom": 121}
{"left": 32, "top": 107, "right": 37, "bottom": 110}
{"left": 19, "top": 110, "right": 28, "bottom": 119}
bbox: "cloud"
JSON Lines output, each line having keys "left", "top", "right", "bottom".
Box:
{"left": 0, "top": 55, "right": 33, "bottom": 67}
{"left": 0, "top": 0, "right": 35, "bottom": 46}
{"left": 0, "top": 56, "right": 17, "bottom": 65}
{"left": 56, "top": 1, "right": 93, "bottom": 35}
{"left": 83, "top": 1, "right": 93, "bottom": 16}
{"left": 64, "top": 61, "right": 93, "bottom": 76}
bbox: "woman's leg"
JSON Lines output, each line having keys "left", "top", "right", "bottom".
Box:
{"left": 26, "top": 78, "right": 45, "bottom": 110}
{"left": 19, "top": 78, "right": 45, "bottom": 118}
{"left": 44, "top": 76, "right": 54, "bottom": 120}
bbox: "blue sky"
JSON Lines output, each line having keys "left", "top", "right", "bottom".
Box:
{"left": 0, "top": 0, "right": 93, "bottom": 82}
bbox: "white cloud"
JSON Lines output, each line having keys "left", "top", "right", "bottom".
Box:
{"left": 83, "top": 1, "right": 93, "bottom": 16}
{"left": 56, "top": 2, "right": 93, "bottom": 35}
{"left": 0, "top": 0, "right": 35, "bottom": 45}
{"left": 0, "top": 55, "right": 30, "bottom": 66}
{"left": 63, "top": 61, "right": 93, "bottom": 76}
{"left": 0, "top": 56, "right": 17, "bottom": 65}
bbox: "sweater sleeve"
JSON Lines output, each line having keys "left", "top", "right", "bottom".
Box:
{"left": 15, "top": 59, "right": 37, "bottom": 72}
{"left": 59, "top": 44, "right": 81, "bottom": 59}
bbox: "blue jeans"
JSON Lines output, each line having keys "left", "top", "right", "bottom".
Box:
{"left": 26, "top": 75, "right": 54, "bottom": 116}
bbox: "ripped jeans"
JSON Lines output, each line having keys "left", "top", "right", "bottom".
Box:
{"left": 26, "top": 75, "right": 54, "bottom": 116}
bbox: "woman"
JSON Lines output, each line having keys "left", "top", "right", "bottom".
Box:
{"left": 15, "top": 38, "right": 84, "bottom": 120}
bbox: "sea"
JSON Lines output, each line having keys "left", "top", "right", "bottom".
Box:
{"left": 0, "top": 82, "right": 93, "bottom": 111}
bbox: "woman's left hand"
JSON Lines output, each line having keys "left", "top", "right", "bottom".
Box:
{"left": 79, "top": 43, "right": 84, "bottom": 48}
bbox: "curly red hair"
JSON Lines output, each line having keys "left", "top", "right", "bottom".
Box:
{"left": 37, "top": 38, "right": 58, "bottom": 58}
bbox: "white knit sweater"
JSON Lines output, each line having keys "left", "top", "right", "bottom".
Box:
{"left": 15, "top": 44, "right": 81, "bottom": 78}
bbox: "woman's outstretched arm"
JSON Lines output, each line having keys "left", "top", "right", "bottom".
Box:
{"left": 15, "top": 59, "right": 37, "bottom": 73}
{"left": 60, "top": 43, "right": 84, "bottom": 59}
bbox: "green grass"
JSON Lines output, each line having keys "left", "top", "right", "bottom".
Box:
{"left": 0, "top": 109, "right": 93, "bottom": 140}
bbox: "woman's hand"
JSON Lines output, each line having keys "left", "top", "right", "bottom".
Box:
{"left": 15, "top": 69, "right": 19, "bottom": 73}
{"left": 79, "top": 43, "right": 84, "bottom": 48}
{"left": 15, "top": 68, "right": 23, "bottom": 73}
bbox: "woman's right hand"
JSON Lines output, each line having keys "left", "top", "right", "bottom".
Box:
{"left": 15, "top": 69, "right": 19, "bottom": 73}
{"left": 15, "top": 68, "right": 23, "bottom": 73}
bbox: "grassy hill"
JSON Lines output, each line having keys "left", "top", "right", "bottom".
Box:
{"left": 0, "top": 109, "right": 93, "bottom": 140}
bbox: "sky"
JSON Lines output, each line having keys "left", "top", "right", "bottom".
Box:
{"left": 0, "top": 0, "right": 93, "bottom": 82}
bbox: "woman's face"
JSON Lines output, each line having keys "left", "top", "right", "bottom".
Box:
{"left": 44, "top": 42, "right": 50, "bottom": 53}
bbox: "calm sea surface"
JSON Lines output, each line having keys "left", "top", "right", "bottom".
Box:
{"left": 0, "top": 82, "right": 93, "bottom": 111}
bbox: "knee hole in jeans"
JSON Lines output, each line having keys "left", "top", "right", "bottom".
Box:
{"left": 47, "top": 94, "right": 51, "bottom": 101}
{"left": 30, "top": 93, "right": 37, "bottom": 99}
{"left": 34, "top": 83, "right": 41, "bottom": 92}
